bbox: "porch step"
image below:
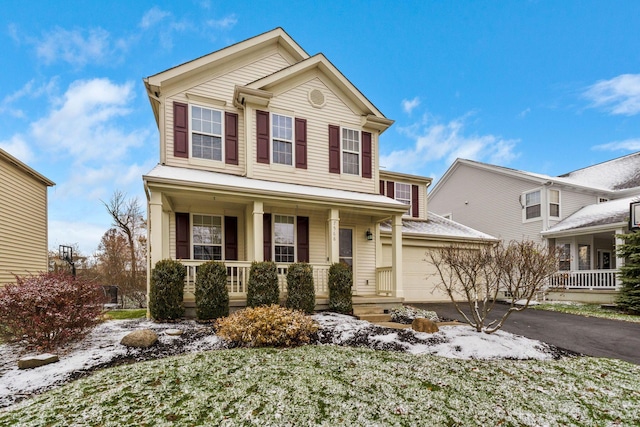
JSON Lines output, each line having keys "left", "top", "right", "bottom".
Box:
{"left": 357, "top": 313, "right": 392, "bottom": 323}
{"left": 353, "top": 304, "right": 385, "bottom": 316}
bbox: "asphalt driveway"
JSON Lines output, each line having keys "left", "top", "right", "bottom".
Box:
{"left": 413, "top": 302, "right": 640, "bottom": 365}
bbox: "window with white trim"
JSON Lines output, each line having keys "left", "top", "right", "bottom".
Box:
{"left": 272, "top": 113, "right": 293, "bottom": 165}
{"left": 191, "top": 105, "right": 223, "bottom": 161}
{"left": 274, "top": 215, "right": 295, "bottom": 263}
{"left": 395, "top": 182, "right": 412, "bottom": 215}
{"left": 524, "top": 190, "right": 541, "bottom": 220}
{"left": 192, "top": 214, "right": 222, "bottom": 260}
{"left": 549, "top": 189, "right": 560, "bottom": 217}
{"left": 342, "top": 128, "right": 360, "bottom": 175}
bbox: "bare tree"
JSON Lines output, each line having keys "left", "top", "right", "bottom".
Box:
{"left": 102, "top": 190, "right": 147, "bottom": 307}
{"left": 427, "top": 240, "right": 558, "bottom": 333}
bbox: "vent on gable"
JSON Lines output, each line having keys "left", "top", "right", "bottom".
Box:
{"left": 308, "top": 89, "right": 326, "bottom": 108}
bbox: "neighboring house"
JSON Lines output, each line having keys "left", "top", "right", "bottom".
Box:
{"left": 142, "top": 28, "right": 493, "bottom": 309}
{"left": 0, "top": 149, "right": 55, "bottom": 285}
{"left": 428, "top": 154, "right": 640, "bottom": 302}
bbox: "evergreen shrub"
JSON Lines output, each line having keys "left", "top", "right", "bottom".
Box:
{"left": 286, "top": 262, "right": 315, "bottom": 314}
{"left": 195, "top": 261, "right": 229, "bottom": 321}
{"left": 149, "top": 259, "right": 185, "bottom": 320}
{"left": 215, "top": 305, "right": 318, "bottom": 347}
{"left": 246, "top": 261, "right": 279, "bottom": 307}
{"left": 616, "top": 231, "right": 640, "bottom": 314}
{"left": 0, "top": 272, "right": 105, "bottom": 350}
{"left": 328, "top": 262, "right": 353, "bottom": 314}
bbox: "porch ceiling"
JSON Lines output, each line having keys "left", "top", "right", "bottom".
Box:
{"left": 144, "top": 164, "right": 407, "bottom": 217}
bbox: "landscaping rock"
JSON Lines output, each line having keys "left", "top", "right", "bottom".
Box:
{"left": 18, "top": 353, "right": 59, "bottom": 369}
{"left": 120, "top": 329, "right": 158, "bottom": 348}
{"left": 165, "top": 328, "right": 183, "bottom": 336}
{"left": 412, "top": 318, "right": 440, "bottom": 333}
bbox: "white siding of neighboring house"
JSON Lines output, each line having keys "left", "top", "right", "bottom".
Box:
{"left": 0, "top": 158, "right": 50, "bottom": 285}
{"left": 428, "top": 164, "right": 548, "bottom": 243}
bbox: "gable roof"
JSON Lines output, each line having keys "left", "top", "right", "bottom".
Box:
{"left": 559, "top": 151, "right": 640, "bottom": 191}
{"left": 380, "top": 213, "right": 497, "bottom": 242}
{"left": 0, "top": 149, "right": 55, "bottom": 187}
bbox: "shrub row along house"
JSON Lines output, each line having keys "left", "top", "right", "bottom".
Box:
{"left": 142, "top": 28, "right": 494, "bottom": 311}
{"left": 0, "top": 149, "right": 54, "bottom": 286}
{"left": 428, "top": 154, "right": 640, "bottom": 303}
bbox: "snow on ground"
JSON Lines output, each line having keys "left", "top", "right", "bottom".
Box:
{"left": 0, "top": 312, "right": 564, "bottom": 409}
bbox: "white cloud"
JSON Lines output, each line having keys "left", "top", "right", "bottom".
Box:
{"left": 207, "top": 15, "right": 238, "bottom": 30}
{"left": 401, "top": 97, "right": 420, "bottom": 115}
{"left": 518, "top": 107, "right": 531, "bottom": 118}
{"left": 583, "top": 74, "right": 640, "bottom": 116}
{"left": 0, "top": 134, "right": 34, "bottom": 163}
{"left": 49, "top": 219, "right": 110, "bottom": 256}
{"left": 592, "top": 138, "right": 640, "bottom": 151}
{"left": 35, "top": 27, "right": 118, "bottom": 67}
{"left": 140, "top": 7, "right": 171, "bottom": 29}
{"left": 381, "top": 113, "right": 518, "bottom": 174}
{"left": 30, "top": 78, "right": 145, "bottom": 164}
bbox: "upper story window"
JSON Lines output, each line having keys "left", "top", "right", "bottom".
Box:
{"left": 342, "top": 128, "right": 360, "bottom": 175}
{"left": 192, "top": 214, "right": 222, "bottom": 260}
{"left": 191, "top": 105, "right": 223, "bottom": 161}
{"left": 549, "top": 189, "right": 560, "bottom": 217}
{"left": 274, "top": 215, "right": 295, "bottom": 263}
{"left": 272, "top": 113, "right": 293, "bottom": 166}
{"left": 524, "top": 190, "right": 541, "bottom": 220}
{"left": 395, "top": 182, "right": 412, "bottom": 216}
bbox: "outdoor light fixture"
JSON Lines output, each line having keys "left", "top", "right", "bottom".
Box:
{"left": 366, "top": 229, "right": 373, "bottom": 241}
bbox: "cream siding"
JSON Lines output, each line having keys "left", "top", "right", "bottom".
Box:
{"left": 0, "top": 159, "right": 50, "bottom": 285}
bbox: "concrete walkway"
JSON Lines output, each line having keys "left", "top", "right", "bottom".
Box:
{"left": 412, "top": 302, "right": 640, "bottom": 365}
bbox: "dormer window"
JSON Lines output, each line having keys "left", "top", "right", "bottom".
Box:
{"left": 191, "top": 105, "right": 223, "bottom": 161}
{"left": 395, "top": 182, "right": 412, "bottom": 215}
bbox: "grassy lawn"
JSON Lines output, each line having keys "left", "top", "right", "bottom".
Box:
{"left": 103, "top": 309, "right": 147, "bottom": 320}
{"left": 533, "top": 302, "right": 640, "bottom": 323}
{"left": 1, "top": 346, "right": 639, "bottom": 426}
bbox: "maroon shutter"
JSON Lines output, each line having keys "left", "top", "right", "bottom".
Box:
{"left": 173, "top": 102, "right": 189, "bottom": 158}
{"left": 297, "top": 216, "right": 309, "bottom": 263}
{"left": 412, "top": 185, "right": 420, "bottom": 218}
{"left": 263, "top": 213, "right": 272, "bottom": 261}
{"left": 328, "top": 124, "right": 340, "bottom": 173}
{"left": 295, "top": 118, "right": 307, "bottom": 169}
{"left": 224, "top": 216, "right": 238, "bottom": 260}
{"left": 379, "top": 180, "right": 385, "bottom": 195}
{"left": 387, "top": 181, "right": 395, "bottom": 199}
{"left": 257, "top": 110, "right": 270, "bottom": 164}
{"left": 225, "top": 112, "right": 239, "bottom": 165}
{"left": 362, "top": 131, "right": 372, "bottom": 178}
{"left": 175, "top": 212, "right": 190, "bottom": 259}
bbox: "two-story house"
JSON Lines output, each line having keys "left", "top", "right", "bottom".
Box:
{"left": 0, "top": 149, "right": 55, "bottom": 285}
{"left": 142, "top": 28, "right": 494, "bottom": 310}
{"left": 428, "top": 154, "right": 640, "bottom": 303}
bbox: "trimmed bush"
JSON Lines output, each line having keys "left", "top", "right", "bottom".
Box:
{"left": 0, "top": 272, "right": 105, "bottom": 350}
{"left": 215, "top": 305, "right": 318, "bottom": 347}
{"left": 149, "top": 259, "right": 186, "bottom": 321}
{"left": 329, "top": 262, "right": 353, "bottom": 314}
{"left": 286, "top": 262, "right": 315, "bottom": 314}
{"left": 246, "top": 261, "right": 279, "bottom": 307}
{"left": 195, "top": 261, "right": 229, "bottom": 321}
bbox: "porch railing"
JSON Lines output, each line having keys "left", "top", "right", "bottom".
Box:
{"left": 376, "top": 267, "right": 394, "bottom": 296}
{"left": 182, "top": 261, "right": 330, "bottom": 298}
{"left": 548, "top": 269, "right": 620, "bottom": 290}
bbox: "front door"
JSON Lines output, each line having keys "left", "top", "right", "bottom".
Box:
{"left": 339, "top": 228, "right": 353, "bottom": 267}
{"left": 598, "top": 250, "right": 612, "bottom": 269}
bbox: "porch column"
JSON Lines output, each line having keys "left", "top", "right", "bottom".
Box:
{"left": 328, "top": 209, "right": 340, "bottom": 264}
{"left": 375, "top": 223, "right": 382, "bottom": 267}
{"left": 391, "top": 214, "right": 404, "bottom": 298}
{"left": 252, "top": 201, "right": 264, "bottom": 262}
{"left": 615, "top": 228, "right": 625, "bottom": 288}
{"left": 148, "top": 191, "right": 165, "bottom": 269}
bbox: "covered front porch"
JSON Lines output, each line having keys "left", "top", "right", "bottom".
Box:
{"left": 144, "top": 165, "right": 408, "bottom": 309}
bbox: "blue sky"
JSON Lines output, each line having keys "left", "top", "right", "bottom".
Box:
{"left": 1, "top": 1, "right": 640, "bottom": 255}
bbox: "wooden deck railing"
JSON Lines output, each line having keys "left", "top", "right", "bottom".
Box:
{"left": 376, "top": 266, "right": 394, "bottom": 296}
{"left": 548, "top": 270, "right": 620, "bottom": 290}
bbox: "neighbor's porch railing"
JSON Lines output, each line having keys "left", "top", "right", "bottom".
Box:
{"left": 182, "top": 261, "right": 331, "bottom": 299}
{"left": 548, "top": 269, "right": 620, "bottom": 290}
